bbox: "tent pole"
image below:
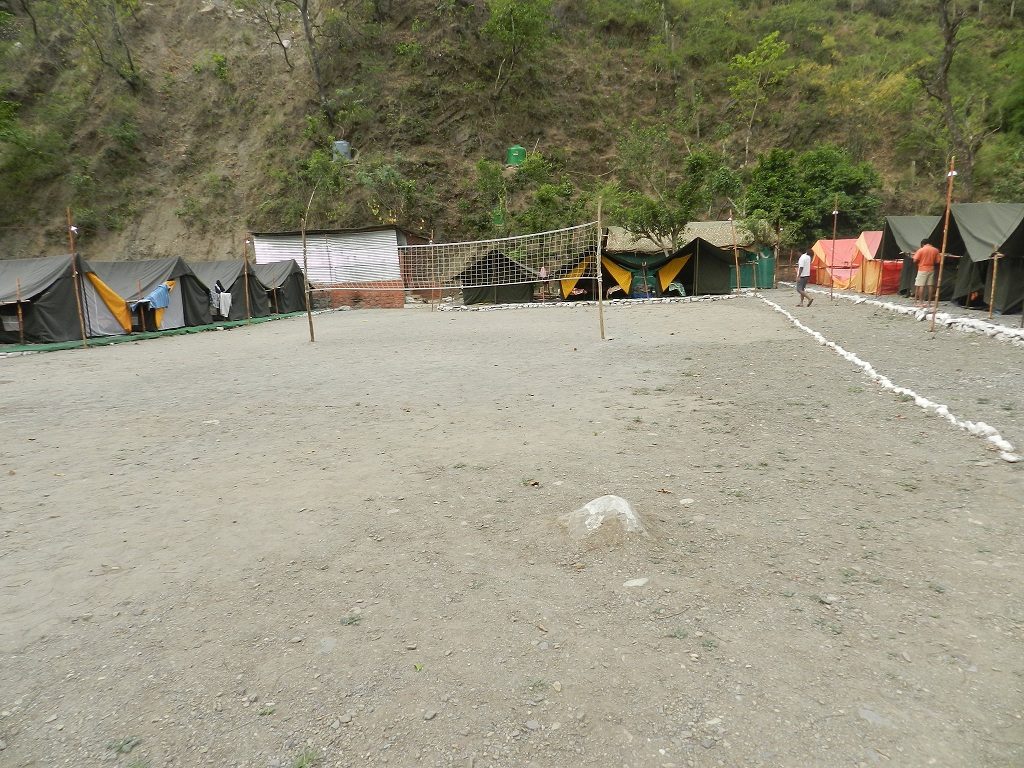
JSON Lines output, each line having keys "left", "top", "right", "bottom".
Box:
{"left": 596, "top": 199, "right": 606, "bottom": 340}
{"left": 729, "top": 211, "right": 741, "bottom": 292}
{"left": 67, "top": 208, "right": 88, "bottom": 349}
{"left": 774, "top": 228, "right": 781, "bottom": 290}
{"left": 930, "top": 157, "right": 957, "bottom": 332}
{"left": 301, "top": 216, "right": 315, "bottom": 342}
{"left": 830, "top": 198, "right": 839, "bottom": 301}
{"left": 15, "top": 277, "right": 24, "bottom": 345}
{"left": 989, "top": 249, "right": 1000, "bottom": 320}
{"left": 242, "top": 236, "right": 252, "bottom": 323}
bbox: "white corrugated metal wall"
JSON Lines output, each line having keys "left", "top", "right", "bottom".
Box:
{"left": 252, "top": 229, "right": 401, "bottom": 285}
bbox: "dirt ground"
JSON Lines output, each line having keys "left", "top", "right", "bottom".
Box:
{"left": 1, "top": 289, "right": 1022, "bottom": 768}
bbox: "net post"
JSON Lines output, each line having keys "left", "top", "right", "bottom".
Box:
{"left": 729, "top": 211, "right": 741, "bottom": 292}
{"left": 301, "top": 216, "right": 315, "bottom": 343}
{"left": 67, "top": 207, "right": 88, "bottom": 349}
{"left": 596, "top": 200, "right": 606, "bottom": 340}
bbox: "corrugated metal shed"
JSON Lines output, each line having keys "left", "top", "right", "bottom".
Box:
{"left": 251, "top": 226, "right": 406, "bottom": 285}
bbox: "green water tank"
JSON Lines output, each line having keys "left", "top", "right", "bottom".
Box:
{"left": 505, "top": 145, "right": 526, "bottom": 166}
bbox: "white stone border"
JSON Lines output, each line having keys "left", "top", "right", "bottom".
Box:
{"left": 435, "top": 293, "right": 744, "bottom": 312}
{"left": 779, "top": 282, "right": 1024, "bottom": 349}
{"left": 759, "top": 294, "right": 1020, "bottom": 464}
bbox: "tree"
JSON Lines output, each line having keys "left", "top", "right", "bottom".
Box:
{"left": 727, "top": 30, "right": 791, "bottom": 166}
{"left": 66, "top": 0, "right": 142, "bottom": 92}
{"left": 613, "top": 123, "right": 736, "bottom": 255}
{"left": 236, "top": 0, "right": 296, "bottom": 70}
{"left": 481, "top": 0, "right": 554, "bottom": 98}
{"left": 918, "top": 0, "right": 994, "bottom": 199}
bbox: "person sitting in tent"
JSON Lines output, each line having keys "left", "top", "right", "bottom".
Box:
{"left": 912, "top": 239, "right": 940, "bottom": 305}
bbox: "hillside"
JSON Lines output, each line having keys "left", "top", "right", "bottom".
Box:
{"left": 0, "top": 0, "right": 1022, "bottom": 260}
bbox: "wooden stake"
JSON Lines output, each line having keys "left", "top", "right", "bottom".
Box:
{"left": 67, "top": 208, "right": 88, "bottom": 349}
{"left": 930, "top": 157, "right": 957, "bottom": 332}
{"left": 596, "top": 197, "right": 606, "bottom": 340}
{"left": 15, "top": 277, "right": 24, "bottom": 345}
{"left": 830, "top": 197, "right": 839, "bottom": 301}
{"left": 301, "top": 216, "right": 315, "bottom": 343}
{"left": 989, "top": 249, "right": 1001, "bottom": 320}
{"left": 242, "top": 236, "right": 252, "bottom": 323}
{"left": 729, "top": 212, "right": 741, "bottom": 292}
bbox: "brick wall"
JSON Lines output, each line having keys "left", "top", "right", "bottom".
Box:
{"left": 321, "top": 281, "right": 406, "bottom": 309}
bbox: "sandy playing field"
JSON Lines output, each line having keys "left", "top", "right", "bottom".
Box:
{"left": 1, "top": 290, "right": 1022, "bottom": 768}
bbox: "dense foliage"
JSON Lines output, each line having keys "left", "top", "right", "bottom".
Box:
{"left": 0, "top": 0, "right": 1021, "bottom": 256}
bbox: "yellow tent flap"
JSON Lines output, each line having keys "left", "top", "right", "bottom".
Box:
{"left": 560, "top": 257, "right": 591, "bottom": 299}
{"left": 154, "top": 280, "right": 176, "bottom": 329}
{"left": 602, "top": 257, "right": 633, "bottom": 295}
{"left": 658, "top": 254, "right": 691, "bottom": 292}
{"left": 86, "top": 273, "right": 132, "bottom": 331}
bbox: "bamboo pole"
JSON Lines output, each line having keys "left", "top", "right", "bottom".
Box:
{"left": 242, "top": 237, "right": 252, "bottom": 323}
{"left": 596, "top": 197, "right": 606, "bottom": 340}
{"left": 989, "top": 249, "right": 1001, "bottom": 320}
{"left": 729, "top": 212, "right": 741, "bottom": 292}
{"left": 66, "top": 208, "right": 88, "bottom": 349}
{"left": 930, "top": 157, "right": 957, "bottom": 332}
{"left": 774, "top": 227, "right": 781, "bottom": 289}
{"left": 830, "top": 197, "right": 839, "bottom": 301}
{"left": 15, "top": 277, "right": 24, "bottom": 345}
{"left": 301, "top": 216, "right": 315, "bottom": 343}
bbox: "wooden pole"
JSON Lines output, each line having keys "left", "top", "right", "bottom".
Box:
{"left": 596, "top": 197, "right": 606, "bottom": 340}
{"left": 66, "top": 208, "right": 88, "bottom": 349}
{"left": 988, "top": 249, "right": 1001, "bottom": 320}
{"left": 830, "top": 197, "right": 839, "bottom": 301}
{"left": 301, "top": 216, "right": 315, "bottom": 343}
{"left": 15, "top": 277, "right": 24, "bottom": 345}
{"left": 774, "top": 227, "right": 781, "bottom": 289}
{"left": 242, "top": 237, "right": 252, "bottom": 323}
{"left": 729, "top": 212, "right": 741, "bottom": 292}
{"left": 930, "top": 157, "right": 957, "bottom": 332}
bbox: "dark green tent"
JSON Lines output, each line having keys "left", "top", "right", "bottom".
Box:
{"left": 190, "top": 260, "right": 270, "bottom": 320}
{"left": 457, "top": 250, "right": 538, "bottom": 304}
{"left": 601, "top": 238, "right": 733, "bottom": 298}
{"left": 91, "top": 257, "right": 212, "bottom": 330}
{"left": 673, "top": 237, "right": 734, "bottom": 296}
{"left": 925, "top": 203, "right": 1024, "bottom": 313}
{"left": 0, "top": 254, "right": 130, "bottom": 344}
{"left": 877, "top": 215, "right": 941, "bottom": 296}
{"left": 254, "top": 260, "right": 307, "bottom": 313}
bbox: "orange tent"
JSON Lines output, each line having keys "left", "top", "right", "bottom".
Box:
{"left": 811, "top": 238, "right": 861, "bottom": 289}
{"left": 850, "top": 230, "right": 901, "bottom": 294}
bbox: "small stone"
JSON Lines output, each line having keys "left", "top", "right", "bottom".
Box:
{"left": 405, "top": 643, "right": 418, "bottom": 651}
{"left": 538, "top": 641, "right": 549, "bottom": 651}
{"left": 330, "top": 719, "right": 340, "bottom": 730}
{"left": 423, "top": 710, "right": 437, "bottom": 721}
{"left": 679, "top": 498, "right": 695, "bottom": 506}
{"left": 901, "top": 652, "right": 911, "bottom": 663}
{"left": 45, "top": 714, "right": 58, "bottom": 723}
{"left": 525, "top": 720, "right": 541, "bottom": 731}
{"left": 820, "top": 594, "right": 839, "bottom": 605}
{"left": 290, "top": 636, "right": 303, "bottom": 643}
{"left": 339, "top": 713, "right": 352, "bottom": 724}
{"left": 623, "top": 578, "right": 649, "bottom": 588}
{"left": 552, "top": 681, "right": 562, "bottom": 692}
{"left": 0, "top": 739, "right": 6, "bottom": 750}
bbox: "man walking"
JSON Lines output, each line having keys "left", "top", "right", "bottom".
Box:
{"left": 796, "top": 249, "right": 813, "bottom": 307}
{"left": 912, "top": 239, "right": 941, "bottom": 305}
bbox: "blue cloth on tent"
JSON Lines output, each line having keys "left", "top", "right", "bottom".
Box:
{"left": 141, "top": 283, "right": 170, "bottom": 309}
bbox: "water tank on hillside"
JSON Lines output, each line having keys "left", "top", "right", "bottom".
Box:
{"left": 332, "top": 140, "right": 353, "bottom": 161}
{"left": 505, "top": 145, "right": 526, "bottom": 166}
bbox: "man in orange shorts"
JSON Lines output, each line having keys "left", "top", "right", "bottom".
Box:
{"left": 912, "top": 239, "right": 940, "bottom": 304}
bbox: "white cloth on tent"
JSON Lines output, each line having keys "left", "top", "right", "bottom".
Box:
{"left": 219, "top": 292, "right": 232, "bottom": 318}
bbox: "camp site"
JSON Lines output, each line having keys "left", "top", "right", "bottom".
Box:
{"left": 2, "top": 1, "right": 1024, "bottom": 767}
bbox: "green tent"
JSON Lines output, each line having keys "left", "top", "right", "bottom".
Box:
{"left": 91, "top": 257, "right": 212, "bottom": 330}
{"left": 925, "top": 203, "right": 1024, "bottom": 312}
{"left": 254, "top": 260, "right": 307, "bottom": 313}
{"left": 601, "top": 238, "right": 735, "bottom": 298}
{"left": 0, "top": 254, "right": 130, "bottom": 344}
{"left": 877, "top": 215, "right": 941, "bottom": 296}
{"left": 457, "top": 249, "right": 538, "bottom": 305}
{"left": 190, "top": 260, "right": 271, "bottom": 320}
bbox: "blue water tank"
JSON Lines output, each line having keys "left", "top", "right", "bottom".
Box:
{"left": 332, "top": 140, "right": 352, "bottom": 161}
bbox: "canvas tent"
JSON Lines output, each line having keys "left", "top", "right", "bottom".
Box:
{"left": 457, "top": 250, "right": 538, "bottom": 304}
{"left": 0, "top": 254, "right": 130, "bottom": 344}
{"left": 91, "top": 257, "right": 212, "bottom": 330}
{"left": 851, "top": 230, "right": 901, "bottom": 293}
{"left": 190, "top": 260, "right": 270, "bottom": 321}
{"left": 811, "top": 239, "right": 861, "bottom": 288}
{"left": 254, "top": 259, "right": 307, "bottom": 313}
{"left": 876, "top": 215, "right": 942, "bottom": 296}
{"left": 926, "top": 203, "right": 1024, "bottom": 313}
